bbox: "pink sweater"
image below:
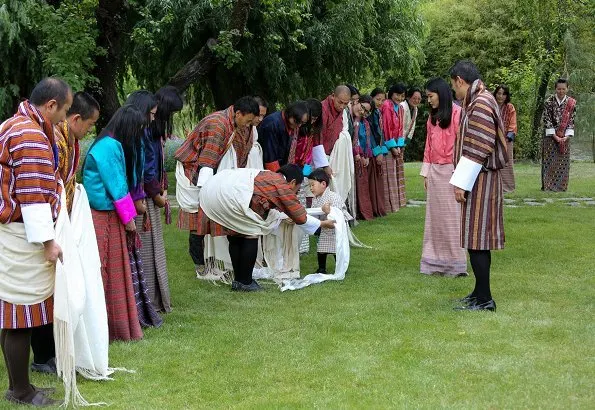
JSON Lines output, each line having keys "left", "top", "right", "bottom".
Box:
{"left": 421, "top": 104, "right": 461, "bottom": 175}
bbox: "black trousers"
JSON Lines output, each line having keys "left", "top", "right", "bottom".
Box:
{"left": 30, "top": 324, "right": 55, "bottom": 364}
{"left": 189, "top": 232, "right": 205, "bottom": 266}
{"left": 468, "top": 249, "right": 492, "bottom": 303}
{"left": 227, "top": 236, "right": 258, "bottom": 285}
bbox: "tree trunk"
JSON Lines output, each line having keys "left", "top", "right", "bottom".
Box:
{"left": 207, "top": 65, "right": 249, "bottom": 109}
{"left": 90, "top": 0, "right": 129, "bottom": 129}
{"left": 530, "top": 69, "right": 551, "bottom": 161}
{"left": 168, "top": 0, "right": 255, "bottom": 93}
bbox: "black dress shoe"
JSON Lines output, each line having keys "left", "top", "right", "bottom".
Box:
{"left": 458, "top": 293, "right": 477, "bottom": 304}
{"left": 454, "top": 299, "right": 496, "bottom": 312}
{"left": 231, "top": 280, "right": 264, "bottom": 292}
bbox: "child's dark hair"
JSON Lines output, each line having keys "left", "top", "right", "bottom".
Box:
{"left": 309, "top": 168, "right": 330, "bottom": 186}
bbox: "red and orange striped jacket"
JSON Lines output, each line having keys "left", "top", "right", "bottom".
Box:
{"left": 0, "top": 101, "right": 62, "bottom": 224}
{"left": 174, "top": 106, "right": 252, "bottom": 184}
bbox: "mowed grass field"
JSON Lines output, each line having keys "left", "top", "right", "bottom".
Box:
{"left": 1, "top": 162, "right": 593, "bottom": 409}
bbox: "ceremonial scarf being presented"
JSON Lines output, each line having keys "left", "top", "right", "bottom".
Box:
{"left": 280, "top": 207, "right": 349, "bottom": 291}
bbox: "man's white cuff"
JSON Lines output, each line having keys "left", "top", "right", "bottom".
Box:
{"left": 565, "top": 129, "right": 574, "bottom": 137}
{"left": 299, "top": 215, "right": 321, "bottom": 235}
{"left": 449, "top": 156, "right": 482, "bottom": 191}
{"left": 196, "top": 167, "right": 214, "bottom": 187}
{"left": 545, "top": 128, "right": 555, "bottom": 136}
{"left": 312, "top": 145, "right": 329, "bottom": 168}
{"left": 21, "top": 203, "right": 55, "bottom": 243}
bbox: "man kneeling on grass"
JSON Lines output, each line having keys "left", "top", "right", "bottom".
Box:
{"left": 196, "top": 164, "right": 335, "bottom": 291}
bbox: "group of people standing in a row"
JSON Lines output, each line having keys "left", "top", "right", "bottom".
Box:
{"left": 174, "top": 61, "right": 507, "bottom": 307}
{"left": 0, "top": 79, "right": 182, "bottom": 405}
{"left": 0, "top": 57, "right": 577, "bottom": 406}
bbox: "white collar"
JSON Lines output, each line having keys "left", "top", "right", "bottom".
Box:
{"left": 555, "top": 95, "right": 568, "bottom": 105}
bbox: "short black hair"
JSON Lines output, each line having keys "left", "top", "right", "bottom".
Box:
{"left": 277, "top": 164, "right": 304, "bottom": 185}
{"left": 370, "top": 87, "right": 384, "bottom": 98}
{"left": 388, "top": 83, "right": 407, "bottom": 99}
{"left": 252, "top": 95, "right": 268, "bottom": 109}
{"left": 67, "top": 91, "right": 100, "bottom": 120}
{"left": 449, "top": 60, "right": 481, "bottom": 84}
{"left": 30, "top": 77, "right": 72, "bottom": 108}
{"left": 555, "top": 78, "right": 569, "bottom": 87}
{"left": 407, "top": 86, "right": 422, "bottom": 99}
{"left": 234, "top": 96, "right": 260, "bottom": 116}
{"left": 493, "top": 85, "right": 511, "bottom": 104}
{"left": 308, "top": 168, "right": 330, "bottom": 186}
{"left": 346, "top": 84, "right": 360, "bottom": 97}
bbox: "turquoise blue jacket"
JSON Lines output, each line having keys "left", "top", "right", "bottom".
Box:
{"left": 83, "top": 137, "right": 131, "bottom": 211}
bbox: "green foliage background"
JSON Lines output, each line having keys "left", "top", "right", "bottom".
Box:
{"left": 0, "top": 0, "right": 593, "bottom": 161}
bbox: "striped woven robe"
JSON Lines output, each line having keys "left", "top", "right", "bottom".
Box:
{"left": 499, "top": 103, "right": 517, "bottom": 192}
{"left": 541, "top": 95, "right": 577, "bottom": 192}
{"left": 175, "top": 106, "right": 253, "bottom": 232}
{"left": 0, "top": 101, "right": 62, "bottom": 328}
{"left": 451, "top": 80, "right": 507, "bottom": 250}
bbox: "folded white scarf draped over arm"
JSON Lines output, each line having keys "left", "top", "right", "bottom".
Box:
{"left": 54, "top": 185, "right": 108, "bottom": 406}
{"left": 328, "top": 114, "right": 355, "bottom": 204}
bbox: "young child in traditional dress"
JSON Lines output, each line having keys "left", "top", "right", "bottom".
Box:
{"left": 308, "top": 168, "right": 352, "bottom": 274}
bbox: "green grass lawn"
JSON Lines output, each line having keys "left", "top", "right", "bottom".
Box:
{"left": 2, "top": 162, "right": 594, "bottom": 409}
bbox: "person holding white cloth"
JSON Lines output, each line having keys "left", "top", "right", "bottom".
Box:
{"left": 196, "top": 164, "right": 335, "bottom": 292}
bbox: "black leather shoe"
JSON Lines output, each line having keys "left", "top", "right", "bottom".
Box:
{"left": 231, "top": 280, "right": 264, "bottom": 292}
{"left": 454, "top": 299, "right": 496, "bottom": 312}
{"left": 458, "top": 293, "right": 477, "bottom": 304}
{"left": 31, "top": 357, "right": 57, "bottom": 374}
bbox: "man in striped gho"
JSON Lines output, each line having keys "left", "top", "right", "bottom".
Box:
{"left": 197, "top": 164, "right": 335, "bottom": 291}
{"left": 0, "top": 77, "right": 72, "bottom": 406}
{"left": 449, "top": 60, "right": 508, "bottom": 312}
{"left": 174, "top": 96, "right": 260, "bottom": 277}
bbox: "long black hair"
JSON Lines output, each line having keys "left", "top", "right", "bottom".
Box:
{"left": 369, "top": 88, "right": 384, "bottom": 145}
{"left": 359, "top": 95, "right": 374, "bottom": 114}
{"left": 300, "top": 98, "right": 322, "bottom": 137}
{"left": 493, "top": 85, "right": 511, "bottom": 105}
{"left": 92, "top": 105, "right": 146, "bottom": 188}
{"left": 425, "top": 78, "right": 453, "bottom": 129}
{"left": 151, "top": 86, "right": 183, "bottom": 139}
{"left": 125, "top": 90, "right": 158, "bottom": 124}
